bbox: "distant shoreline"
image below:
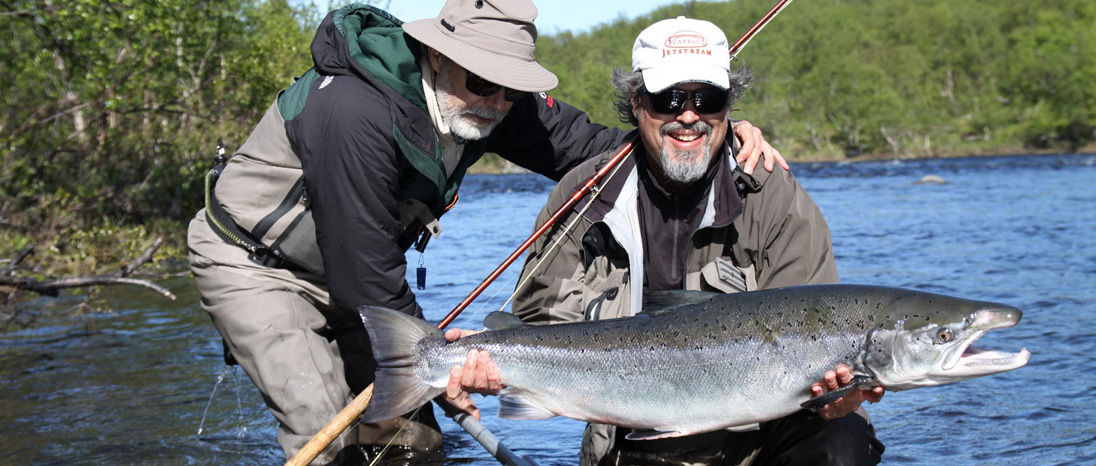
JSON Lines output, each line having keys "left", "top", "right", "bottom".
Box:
{"left": 468, "top": 144, "right": 1096, "bottom": 175}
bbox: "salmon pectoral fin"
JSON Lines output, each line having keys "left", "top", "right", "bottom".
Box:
{"left": 800, "top": 374, "right": 875, "bottom": 412}
{"left": 498, "top": 392, "right": 557, "bottom": 420}
{"left": 624, "top": 428, "right": 686, "bottom": 441}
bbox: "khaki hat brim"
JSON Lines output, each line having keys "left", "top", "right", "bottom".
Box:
{"left": 405, "top": 18, "right": 558, "bottom": 93}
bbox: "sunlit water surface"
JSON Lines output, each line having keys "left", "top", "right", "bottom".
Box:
{"left": 2, "top": 154, "right": 1094, "bottom": 465}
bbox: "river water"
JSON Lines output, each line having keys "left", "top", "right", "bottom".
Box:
{"left": 2, "top": 153, "right": 1094, "bottom": 465}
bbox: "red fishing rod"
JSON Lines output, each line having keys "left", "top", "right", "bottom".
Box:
{"left": 437, "top": 138, "right": 636, "bottom": 329}
{"left": 286, "top": 2, "right": 795, "bottom": 464}
{"left": 731, "top": 0, "right": 795, "bottom": 58}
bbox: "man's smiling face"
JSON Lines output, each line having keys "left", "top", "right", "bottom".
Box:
{"left": 633, "top": 82, "right": 729, "bottom": 188}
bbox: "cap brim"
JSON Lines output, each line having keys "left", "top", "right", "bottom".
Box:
{"left": 404, "top": 19, "right": 558, "bottom": 92}
{"left": 642, "top": 65, "right": 730, "bottom": 93}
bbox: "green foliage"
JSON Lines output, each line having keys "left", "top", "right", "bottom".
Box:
{"left": 1, "top": 0, "right": 1093, "bottom": 270}
{"left": 0, "top": 0, "right": 317, "bottom": 240}
{"left": 536, "top": 0, "right": 1095, "bottom": 159}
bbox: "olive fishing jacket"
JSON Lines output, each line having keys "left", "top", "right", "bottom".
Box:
{"left": 195, "top": 4, "right": 623, "bottom": 318}
{"left": 510, "top": 133, "right": 839, "bottom": 464}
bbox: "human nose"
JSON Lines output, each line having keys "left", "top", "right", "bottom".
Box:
{"left": 677, "top": 103, "right": 701, "bottom": 124}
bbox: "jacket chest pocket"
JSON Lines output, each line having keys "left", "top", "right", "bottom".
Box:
{"left": 700, "top": 257, "right": 756, "bottom": 293}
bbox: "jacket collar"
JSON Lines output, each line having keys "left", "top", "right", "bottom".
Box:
{"left": 578, "top": 134, "right": 746, "bottom": 227}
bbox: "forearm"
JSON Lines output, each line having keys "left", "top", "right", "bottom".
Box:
{"left": 489, "top": 93, "right": 627, "bottom": 180}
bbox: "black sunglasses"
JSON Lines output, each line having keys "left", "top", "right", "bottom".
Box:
{"left": 641, "top": 87, "right": 729, "bottom": 115}
{"left": 465, "top": 70, "right": 527, "bottom": 102}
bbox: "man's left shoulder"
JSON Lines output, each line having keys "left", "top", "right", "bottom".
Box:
{"left": 737, "top": 163, "right": 801, "bottom": 193}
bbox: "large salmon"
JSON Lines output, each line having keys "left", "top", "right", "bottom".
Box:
{"left": 359, "top": 284, "right": 1030, "bottom": 439}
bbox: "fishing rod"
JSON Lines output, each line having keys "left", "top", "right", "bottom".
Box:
{"left": 437, "top": 138, "right": 636, "bottom": 329}
{"left": 730, "top": 0, "right": 794, "bottom": 58}
{"left": 285, "top": 1, "right": 795, "bottom": 463}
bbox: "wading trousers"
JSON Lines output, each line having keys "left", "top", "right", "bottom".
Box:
{"left": 188, "top": 213, "right": 442, "bottom": 465}
{"left": 598, "top": 408, "right": 883, "bottom": 466}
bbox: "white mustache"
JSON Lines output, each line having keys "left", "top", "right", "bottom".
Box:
{"left": 464, "top": 105, "right": 505, "bottom": 122}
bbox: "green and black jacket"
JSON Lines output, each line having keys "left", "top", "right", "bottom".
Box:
{"left": 210, "top": 4, "right": 624, "bottom": 317}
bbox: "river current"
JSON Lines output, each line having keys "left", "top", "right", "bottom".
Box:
{"left": 2, "top": 153, "right": 1094, "bottom": 465}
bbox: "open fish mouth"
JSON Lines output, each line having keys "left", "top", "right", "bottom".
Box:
{"left": 955, "top": 344, "right": 1031, "bottom": 373}
{"left": 943, "top": 308, "right": 1030, "bottom": 376}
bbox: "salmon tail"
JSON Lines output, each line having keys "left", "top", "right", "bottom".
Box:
{"left": 357, "top": 305, "right": 445, "bottom": 424}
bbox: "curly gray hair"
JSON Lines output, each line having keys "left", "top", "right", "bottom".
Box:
{"left": 611, "top": 66, "right": 754, "bottom": 126}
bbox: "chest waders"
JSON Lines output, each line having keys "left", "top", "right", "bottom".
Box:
{"left": 204, "top": 139, "right": 289, "bottom": 269}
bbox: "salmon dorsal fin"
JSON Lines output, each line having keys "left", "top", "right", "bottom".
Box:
{"left": 483, "top": 311, "right": 527, "bottom": 331}
{"left": 640, "top": 290, "right": 725, "bottom": 317}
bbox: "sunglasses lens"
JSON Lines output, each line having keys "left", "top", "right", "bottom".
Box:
{"left": 649, "top": 90, "right": 685, "bottom": 113}
{"left": 465, "top": 71, "right": 501, "bottom": 97}
{"left": 467, "top": 70, "right": 526, "bottom": 102}
{"left": 693, "top": 88, "right": 728, "bottom": 114}
{"left": 503, "top": 89, "right": 528, "bottom": 102}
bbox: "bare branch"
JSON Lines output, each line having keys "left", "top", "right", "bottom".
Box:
{"left": 114, "top": 237, "right": 164, "bottom": 278}
{"left": 1, "top": 247, "right": 35, "bottom": 275}
{"left": 0, "top": 237, "right": 175, "bottom": 301}
{"left": 0, "top": 275, "right": 175, "bottom": 300}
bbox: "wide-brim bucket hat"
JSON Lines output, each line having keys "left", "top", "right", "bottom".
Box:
{"left": 404, "top": 0, "right": 558, "bottom": 92}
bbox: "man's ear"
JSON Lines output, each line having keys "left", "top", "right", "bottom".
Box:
{"left": 428, "top": 47, "right": 443, "bottom": 74}
{"left": 631, "top": 93, "right": 642, "bottom": 121}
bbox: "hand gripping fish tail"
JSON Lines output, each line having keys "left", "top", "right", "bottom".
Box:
{"left": 357, "top": 306, "right": 448, "bottom": 424}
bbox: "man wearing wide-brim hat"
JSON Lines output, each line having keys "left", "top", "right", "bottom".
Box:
{"left": 187, "top": 0, "right": 783, "bottom": 463}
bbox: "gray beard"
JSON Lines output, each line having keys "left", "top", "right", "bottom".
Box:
{"left": 659, "top": 122, "right": 713, "bottom": 184}
{"left": 435, "top": 65, "right": 504, "bottom": 142}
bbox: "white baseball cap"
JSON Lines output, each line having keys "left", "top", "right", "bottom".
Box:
{"left": 632, "top": 16, "right": 730, "bottom": 93}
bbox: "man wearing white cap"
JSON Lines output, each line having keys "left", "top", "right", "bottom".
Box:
{"left": 187, "top": 1, "right": 782, "bottom": 464}
{"left": 500, "top": 16, "right": 885, "bottom": 465}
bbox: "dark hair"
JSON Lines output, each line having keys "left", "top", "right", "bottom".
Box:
{"left": 611, "top": 65, "right": 754, "bottom": 126}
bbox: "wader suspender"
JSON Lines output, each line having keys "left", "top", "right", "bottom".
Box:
{"left": 203, "top": 139, "right": 289, "bottom": 268}
{"left": 203, "top": 138, "right": 438, "bottom": 275}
